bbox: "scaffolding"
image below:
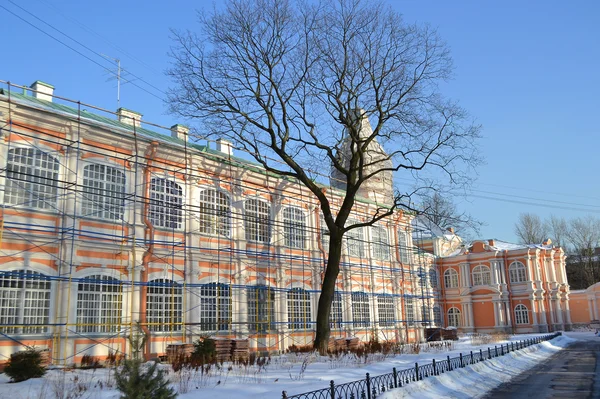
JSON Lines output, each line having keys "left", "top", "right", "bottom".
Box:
{"left": 0, "top": 80, "right": 442, "bottom": 365}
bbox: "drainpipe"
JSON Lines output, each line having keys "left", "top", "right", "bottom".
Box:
{"left": 503, "top": 250, "right": 515, "bottom": 333}
{"left": 140, "top": 141, "right": 159, "bottom": 359}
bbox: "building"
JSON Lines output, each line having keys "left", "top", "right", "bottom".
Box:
{"left": 0, "top": 80, "right": 570, "bottom": 365}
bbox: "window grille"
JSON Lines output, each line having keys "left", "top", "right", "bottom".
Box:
{"left": 472, "top": 265, "right": 491, "bottom": 286}
{"left": 448, "top": 307, "right": 461, "bottom": 327}
{"left": 287, "top": 288, "right": 312, "bottom": 330}
{"left": 429, "top": 268, "right": 438, "bottom": 287}
{"left": 330, "top": 292, "right": 343, "bottom": 329}
{"left": 146, "top": 279, "right": 182, "bottom": 332}
{"left": 509, "top": 261, "right": 527, "bottom": 283}
{"left": 199, "top": 189, "right": 231, "bottom": 237}
{"left": 245, "top": 198, "right": 271, "bottom": 242}
{"left": 377, "top": 295, "right": 395, "bottom": 327}
{"left": 345, "top": 222, "right": 365, "bottom": 258}
{"left": 5, "top": 148, "right": 60, "bottom": 209}
{"left": 433, "top": 306, "right": 442, "bottom": 325}
{"left": 82, "top": 164, "right": 126, "bottom": 220}
{"left": 444, "top": 269, "right": 459, "bottom": 288}
{"left": 149, "top": 178, "right": 183, "bottom": 229}
{"left": 397, "top": 230, "right": 410, "bottom": 263}
{"left": 514, "top": 304, "right": 529, "bottom": 324}
{"left": 199, "top": 283, "right": 231, "bottom": 332}
{"left": 247, "top": 286, "right": 275, "bottom": 333}
{"left": 283, "top": 207, "right": 306, "bottom": 249}
{"left": 371, "top": 226, "right": 390, "bottom": 260}
{"left": 0, "top": 270, "right": 51, "bottom": 334}
{"left": 405, "top": 297, "right": 415, "bottom": 325}
{"left": 352, "top": 292, "right": 371, "bottom": 328}
{"left": 76, "top": 275, "right": 122, "bottom": 333}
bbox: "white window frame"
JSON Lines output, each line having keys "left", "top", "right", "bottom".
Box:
{"left": 509, "top": 261, "right": 528, "bottom": 283}
{"left": 245, "top": 198, "right": 271, "bottom": 243}
{"left": 76, "top": 275, "right": 123, "bottom": 334}
{"left": 448, "top": 307, "right": 461, "bottom": 327}
{"left": 351, "top": 292, "right": 371, "bottom": 328}
{"left": 433, "top": 306, "right": 442, "bottom": 325}
{"left": 287, "top": 288, "right": 312, "bottom": 330}
{"left": 345, "top": 221, "right": 365, "bottom": 258}
{"left": 330, "top": 292, "right": 343, "bottom": 330}
{"left": 429, "top": 268, "right": 438, "bottom": 288}
{"left": 247, "top": 285, "right": 276, "bottom": 333}
{"left": 0, "top": 270, "right": 51, "bottom": 334}
{"left": 81, "top": 163, "right": 126, "bottom": 220}
{"left": 371, "top": 226, "right": 390, "bottom": 260}
{"left": 149, "top": 177, "right": 183, "bottom": 230}
{"left": 444, "top": 269, "right": 459, "bottom": 288}
{"left": 5, "top": 147, "right": 60, "bottom": 210}
{"left": 283, "top": 206, "right": 306, "bottom": 249}
{"left": 146, "top": 279, "right": 182, "bottom": 332}
{"left": 198, "top": 283, "right": 232, "bottom": 332}
{"left": 320, "top": 217, "right": 330, "bottom": 253}
{"left": 417, "top": 267, "right": 427, "bottom": 289}
{"left": 514, "top": 304, "right": 529, "bottom": 324}
{"left": 377, "top": 295, "right": 395, "bottom": 327}
{"left": 199, "top": 189, "right": 231, "bottom": 237}
{"left": 472, "top": 265, "right": 491, "bottom": 286}
{"left": 405, "top": 297, "right": 415, "bottom": 325}
{"left": 397, "top": 229, "right": 410, "bottom": 263}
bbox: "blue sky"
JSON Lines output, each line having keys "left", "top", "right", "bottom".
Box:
{"left": 1, "top": 0, "right": 599, "bottom": 243}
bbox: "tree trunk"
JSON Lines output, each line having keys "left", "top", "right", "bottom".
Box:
{"left": 314, "top": 233, "right": 344, "bottom": 355}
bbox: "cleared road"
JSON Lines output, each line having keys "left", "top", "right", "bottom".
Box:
{"left": 483, "top": 334, "right": 600, "bottom": 399}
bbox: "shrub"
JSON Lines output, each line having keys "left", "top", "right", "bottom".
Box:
{"left": 80, "top": 354, "right": 102, "bottom": 369}
{"left": 115, "top": 359, "right": 177, "bottom": 399}
{"left": 4, "top": 349, "right": 46, "bottom": 382}
{"left": 192, "top": 338, "right": 216, "bottom": 364}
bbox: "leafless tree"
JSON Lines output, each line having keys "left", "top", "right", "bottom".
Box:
{"left": 545, "top": 214, "right": 569, "bottom": 250}
{"left": 514, "top": 213, "right": 548, "bottom": 244}
{"left": 419, "top": 192, "right": 481, "bottom": 239}
{"left": 566, "top": 217, "right": 600, "bottom": 287}
{"left": 168, "top": 0, "right": 481, "bottom": 353}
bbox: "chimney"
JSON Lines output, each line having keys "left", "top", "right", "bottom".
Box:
{"left": 30, "top": 81, "right": 54, "bottom": 102}
{"left": 488, "top": 239, "right": 495, "bottom": 247}
{"left": 446, "top": 227, "right": 455, "bottom": 234}
{"left": 216, "top": 138, "right": 233, "bottom": 156}
{"left": 116, "top": 108, "right": 142, "bottom": 128}
{"left": 170, "top": 124, "right": 189, "bottom": 142}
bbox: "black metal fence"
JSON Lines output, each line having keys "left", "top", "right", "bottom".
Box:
{"left": 282, "top": 332, "right": 561, "bottom": 399}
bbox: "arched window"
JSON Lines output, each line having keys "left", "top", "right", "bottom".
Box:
{"left": 245, "top": 198, "right": 271, "bottom": 242}
{"left": 287, "top": 288, "right": 312, "bottom": 330}
{"left": 433, "top": 306, "right": 442, "bottom": 325}
{"left": 146, "top": 279, "right": 182, "bottom": 332}
{"left": 199, "top": 283, "right": 232, "bottom": 332}
{"left": 417, "top": 267, "right": 427, "bottom": 288}
{"left": 444, "top": 269, "right": 459, "bottom": 288}
{"left": 429, "top": 268, "right": 438, "bottom": 287}
{"left": 371, "top": 226, "right": 390, "bottom": 260}
{"left": 448, "top": 307, "right": 461, "bottom": 327}
{"left": 397, "top": 229, "right": 409, "bottom": 263}
{"left": 330, "top": 292, "right": 343, "bottom": 329}
{"left": 509, "top": 261, "right": 528, "bottom": 283}
{"left": 0, "top": 270, "right": 51, "bottom": 334}
{"left": 345, "top": 221, "right": 365, "bottom": 258}
{"left": 5, "top": 147, "right": 60, "bottom": 209}
{"left": 472, "top": 265, "right": 491, "bottom": 286}
{"left": 405, "top": 297, "right": 415, "bottom": 325}
{"left": 351, "top": 292, "right": 371, "bottom": 328}
{"left": 199, "top": 189, "right": 231, "bottom": 237}
{"left": 247, "top": 285, "right": 275, "bottom": 333}
{"left": 82, "top": 164, "right": 126, "bottom": 220}
{"left": 283, "top": 207, "right": 306, "bottom": 248}
{"left": 76, "top": 275, "right": 122, "bottom": 333}
{"left": 149, "top": 178, "right": 183, "bottom": 229}
{"left": 514, "top": 304, "right": 529, "bottom": 324}
{"left": 377, "top": 295, "right": 395, "bottom": 327}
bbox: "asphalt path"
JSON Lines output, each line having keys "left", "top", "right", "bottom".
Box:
{"left": 483, "top": 332, "right": 600, "bottom": 399}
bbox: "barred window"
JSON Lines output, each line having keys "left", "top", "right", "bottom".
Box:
{"left": 421, "top": 305, "right": 430, "bottom": 324}
{"left": 149, "top": 178, "right": 183, "bottom": 229}
{"left": 444, "top": 269, "right": 459, "bottom": 288}
{"left": 247, "top": 286, "right": 276, "bottom": 333}
{"left": 514, "top": 304, "right": 529, "bottom": 324}
{"left": 199, "top": 189, "right": 231, "bottom": 237}
{"left": 283, "top": 207, "right": 306, "bottom": 249}
{"left": 448, "top": 307, "right": 461, "bottom": 327}
{"left": 330, "top": 292, "right": 343, "bottom": 329}
{"left": 371, "top": 226, "right": 390, "bottom": 260}
{"left": 377, "top": 295, "right": 395, "bottom": 327}
{"left": 245, "top": 198, "right": 271, "bottom": 242}
{"left": 472, "top": 265, "right": 491, "bottom": 286}
{"left": 405, "top": 297, "right": 414, "bottom": 325}
{"left": 397, "top": 230, "right": 410, "bottom": 263}
{"left": 320, "top": 217, "right": 330, "bottom": 253}
{"left": 429, "top": 268, "right": 438, "bottom": 288}
{"left": 0, "top": 270, "right": 51, "bottom": 334}
{"left": 287, "top": 288, "right": 312, "bottom": 330}
{"left": 509, "top": 262, "right": 528, "bottom": 283}
{"left": 345, "top": 222, "right": 365, "bottom": 258}
{"left": 146, "top": 279, "right": 182, "bottom": 332}
{"left": 82, "top": 164, "right": 126, "bottom": 220}
{"left": 76, "top": 275, "right": 122, "bottom": 333}
{"left": 5, "top": 147, "right": 60, "bottom": 209}
{"left": 417, "top": 267, "right": 427, "bottom": 289}
{"left": 433, "top": 306, "right": 442, "bottom": 325}
{"left": 351, "top": 292, "right": 371, "bottom": 328}
{"left": 199, "top": 283, "right": 231, "bottom": 332}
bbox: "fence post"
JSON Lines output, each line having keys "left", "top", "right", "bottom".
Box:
{"left": 480, "top": 348, "right": 484, "bottom": 361}
{"left": 488, "top": 347, "right": 491, "bottom": 360}
{"left": 470, "top": 351, "right": 474, "bottom": 365}
{"left": 495, "top": 346, "right": 498, "bottom": 357}
{"left": 433, "top": 359, "right": 437, "bottom": 376}
{"left": 415, "top": 363, "right": 420, "bottom": 381}
{"left": 511, "top": 342, "right": 514, "bottom": 352}
{"left": 282, "top": 391, "right": 287, "bottom": 399}
{"left": 448, "top": 355, "right": 452, "bottom": 371}
{"left": 459, "top": 353, "right": 463, "bottom": 368}
{"left": 501, "top": 345, "right": 504, "bottom": 356}
{"left": 393, "top": 367, "right": 398, "bottom": 388}
{"left": 366, "top": 373, "right": 371, "bottom": 399}
{"left": 330, "top": 380, "right": 335, "bottom": 399}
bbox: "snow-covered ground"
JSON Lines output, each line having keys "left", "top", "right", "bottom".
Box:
{"left": 0, "top": 332, "right": 578, "bottom": 399}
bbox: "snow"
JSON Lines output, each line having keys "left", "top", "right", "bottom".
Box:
{"left": 0, "top": 333, "right": 577, "bottom": 399}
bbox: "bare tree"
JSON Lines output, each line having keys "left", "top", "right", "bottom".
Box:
{"left": 545, "top": 214, "right": 569, "bottom": 250}
{"left": 419, "top": 192, "right": 481, "bottom": 239}
{"left": 566, "top": 217, "right": 600, "bottom": 287}
{"left": 168, "top": 0, "right": 480, "bottom": 353}
{"left": 514, "top": 213, "right": 548, "bottom": 244}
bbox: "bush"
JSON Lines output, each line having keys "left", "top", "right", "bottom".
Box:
{"left": 192, "top": 338, "right": 216, "bottom": 363}
{"left": 4, "top": 349, "right": 46, "bottom": 382}
{"left": 115, "top": 359, "right": 176, "bottom": 399}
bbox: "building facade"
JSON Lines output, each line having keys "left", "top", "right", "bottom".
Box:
{"left": 0, "top": 80, "right": 569, "bottom": 365}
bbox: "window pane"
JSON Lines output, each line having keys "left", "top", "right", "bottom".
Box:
{"left": 82, "top": 164, "right": 126, "bottom": 220}
{"left": 150, "top": 178, "right": 183, "bottom": 229}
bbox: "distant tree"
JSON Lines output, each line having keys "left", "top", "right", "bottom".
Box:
{"left": 168, "top": 0, "right": 481, "bottom": 353}
{"left": 420, "top": 192, "right": 481, "bottom": 238}
{"left": 566, "top": 216, "right": 600, "bottom": 289}
{"left": 514, "top": 213, "right": 548, "bottom": 244}
{"left": 545, "top": 214, "right": 569, "bottom": 250}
